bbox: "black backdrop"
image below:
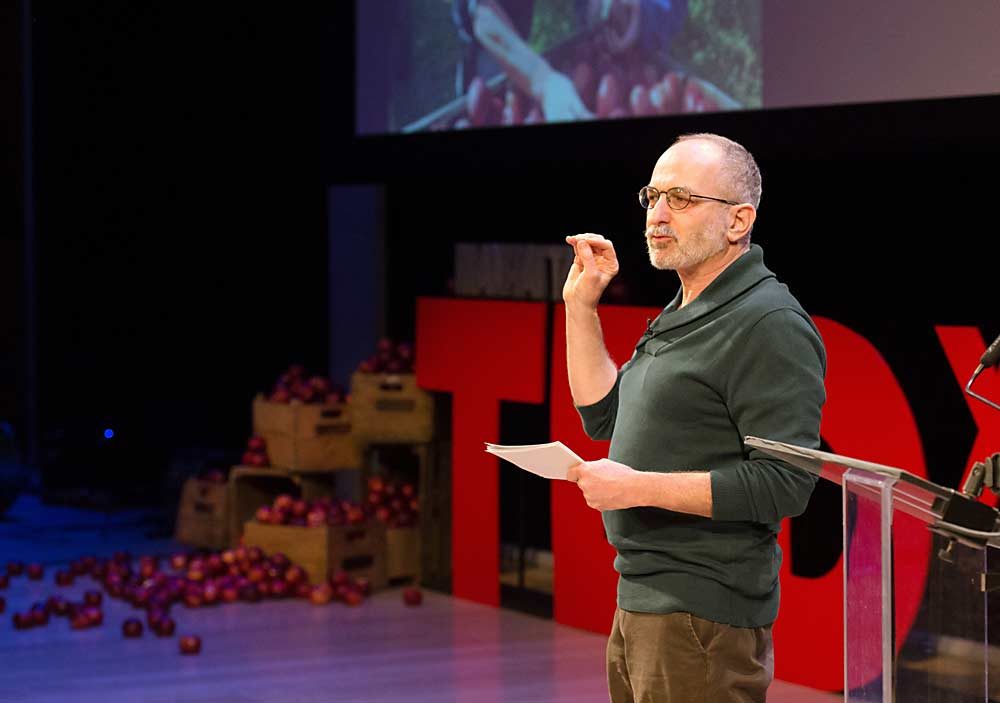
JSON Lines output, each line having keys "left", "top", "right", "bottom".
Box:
{"left": 4, "top": 3, "right": 997, "bottom": 512}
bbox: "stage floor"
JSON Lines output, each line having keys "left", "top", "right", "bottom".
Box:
{"left": 0, "top": 496, "right": 840, "bottom": 702}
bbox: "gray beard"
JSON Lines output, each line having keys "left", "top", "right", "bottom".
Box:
{"left": 644, "top": 222, "right": 727, "bottom": 271}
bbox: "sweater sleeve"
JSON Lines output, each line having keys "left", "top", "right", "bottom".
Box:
{"left": 710, "top": 309, "right": 827, "bottom": 523}
{"left": 574, "top": 369, "right": 623, "bottom": 441}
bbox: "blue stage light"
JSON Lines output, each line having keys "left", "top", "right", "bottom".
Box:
{"left": 103, "top": 429, "right": 115, "bottom": 440}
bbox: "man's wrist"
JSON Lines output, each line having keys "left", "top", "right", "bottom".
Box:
{"left": 627, "top": 469, "right": 650, "bottom": 509}
{"left": 565, "top": 300, "right": 600, "bottom": 320}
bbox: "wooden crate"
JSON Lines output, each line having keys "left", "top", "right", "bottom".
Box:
{"left": 386, "top": 526, "right": 421, "bottom": 583}
{"left": 242, "top": 520, "right": 387, "bottom": 589}
{"left": 227, "top": 466, "right": 299, "bottom": 548}
{"left": 350, "top": 372, "right": 434, "bottom": 443}
{"left": 255, "top": 395, "right": 362, "bottom": 471}
{"left": 253, "top": 395, "right": 352, "bottom": 438}
{"left": 263, "top": 431, "right": 362, "bottom": 471}
{"left": 174, "top": 478, "right": 229, "bottom": 550}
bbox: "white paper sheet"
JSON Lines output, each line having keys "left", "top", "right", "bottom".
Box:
{"left": 484, "top": 441, "right": 584, "bottom": 480}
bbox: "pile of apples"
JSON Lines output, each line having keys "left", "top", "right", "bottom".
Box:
{"left": 241, "top": 435, "right": 269, "bottom": 468}
{"left": 453, "top": 62, "right": 717, "bottom": 129}
{"left": 366, "top": 477, "right": 419, "bottom": 528}
{"left": 267, "top": 364, "right": 347, "bottom": 405}
{"left": 1, "top": 546, "right": 410, "bottom": 652}
{"left": 356, "top": 338, "right": 415, "bottom": 375}
{"left": 254, "top": 494, "right": 367, "bottom": 527}
{"left": 3, "top": 553, "right": 191, "bottom": 650}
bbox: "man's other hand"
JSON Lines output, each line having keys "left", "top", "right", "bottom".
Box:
{"left": 567, "top": 458, "right": 639, "bottom": 511}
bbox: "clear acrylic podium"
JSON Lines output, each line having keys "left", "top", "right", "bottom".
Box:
{"left": 747, "top": 437, "right": 1000, "bottom": 702}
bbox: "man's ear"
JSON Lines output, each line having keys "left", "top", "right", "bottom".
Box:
{"left": 727, "top": 204, "right": 756, "bottom": 243}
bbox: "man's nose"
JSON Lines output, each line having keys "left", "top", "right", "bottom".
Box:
{"left": 649, "top": 193, "right": 672, "bottom": 223}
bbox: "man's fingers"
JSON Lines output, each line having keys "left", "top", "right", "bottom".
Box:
{"left": 566, "top": 463, "right": 583, "bottom": 483}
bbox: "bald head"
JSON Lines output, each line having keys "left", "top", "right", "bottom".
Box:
{"left": 670, "top": 133, "right": 762, "bottom": 209}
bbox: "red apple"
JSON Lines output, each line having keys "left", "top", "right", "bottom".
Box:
{"left": 308, "top": 376, "right": 331, "bottom": 395}
{"left": 284, "top": 565, "right": 306, "bottom": 586}
{"left": 27, "top": 563, "right": 43, "bottom": 580}
{"left": 306, "top": 508, "right": 327, "bottom": 528}
{"left": 290, "top": 499, "right": 309, "bottom": 518}
{"left": 55, "top": 570, "right": 74, "bottom": 587}
{"left": 401, "top": 483, "right": 416, "bottom": 499}
{"left": 0, "top": 574, "right": 8, "bottom": 589}
{"left": 83, "top": 606, "right": 103, "bottom": 626}
{"left": 248, "top": 452, "right": 268, "bottom": 468}
{"left": 83, "top": 590, "right": 102, "bottom": 607}
{"left": 255, "top": 505, "right": 273, "bottom": 523}
{"left": 122, "top": 618, "right": 143, "bottom": 638}
{"left": 202, "top": 582, "right": 220, "bottom": 605}
{"left": 309, "top": 583, "right": 334, "bottom": 605}
{"left": 155, "top": 616, "right": 176, "bottom": 637}
{"left": 169, "top": 553, "right": 188, "bottom": 571}
{"left": 0, "top": 596, "right": 5, "bottom": 614}
{"left": 269, "top": 580, "right": 289, "bottom": 599}
{"left": 270, "top": 388, "right": 291, "bottom": 403}
{"left": 572, "top": 62, "right": 596, "bottom": 111}
{"left": 179, "top": 635, "right": 202, "bottom": 655}
{"left": 221, "top": 584, "right": 240, "bottom": 603}
{"left": 596, "top": 73, "right": 622, "bottom": 118}
{"left": 138, "top": 558, "right": 158, "bottom": 580}
{"left": 247, "top": 436, "right": 266, "bottom": 452}
{"left": 186, "top": 562, "right": 206, "bottom": 582}
{"left": 7, "top": 561, "right": 24, "bottom": 576}
{"left": 403, "top": 587, "right": 423, "bottom": 606}
{"left": 13, "top": 612, "right": 33, "bottom": 629}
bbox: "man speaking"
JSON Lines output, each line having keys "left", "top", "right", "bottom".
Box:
{"left": 564, "top": 133, "right": 827, "bottom": 702}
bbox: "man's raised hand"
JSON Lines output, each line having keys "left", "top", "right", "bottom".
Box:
{"left": 563, "top": 233, "right": 620, "bottom": 310}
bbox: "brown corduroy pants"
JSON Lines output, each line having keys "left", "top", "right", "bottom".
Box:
{"left": 606, "top": 608, "right": 774, "bottom": 703}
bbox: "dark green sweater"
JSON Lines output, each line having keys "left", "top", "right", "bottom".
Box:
{"left": 577, "top": 244, "right": 826, "bottom": 627}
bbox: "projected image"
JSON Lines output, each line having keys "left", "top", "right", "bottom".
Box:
{"left": 356, "top": 0, "right": 762, "bottom": 134}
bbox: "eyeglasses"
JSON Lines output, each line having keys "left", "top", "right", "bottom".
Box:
{"left": 638, "top": 185, "right": 739, "bottom": 211}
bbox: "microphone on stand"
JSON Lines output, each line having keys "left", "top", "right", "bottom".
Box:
{"left": 979, "top": 333, "right": 1000, "bottom": 369}
{"left": 965, "top": 332, "right": 1000, "bottom": 412}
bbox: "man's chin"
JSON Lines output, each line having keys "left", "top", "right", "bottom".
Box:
{"left": 648, "top": 249, "right": 678, "bottom": 271}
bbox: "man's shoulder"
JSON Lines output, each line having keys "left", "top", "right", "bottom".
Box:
{"left": 738, "top": 276, "right": 810, "bottom": 321}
